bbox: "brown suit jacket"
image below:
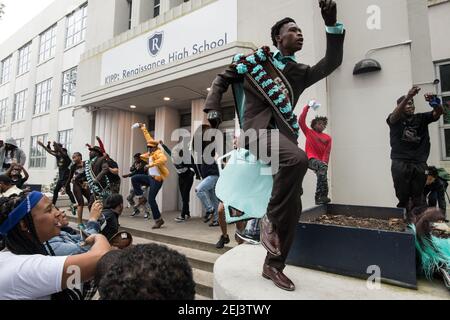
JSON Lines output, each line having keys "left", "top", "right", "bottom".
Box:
{"left": 204, "top": 32, "right": 345, "bottom": 145}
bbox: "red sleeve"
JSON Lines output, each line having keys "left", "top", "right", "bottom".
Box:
{"left": 322, "top": 137, "right": 332, "bottom": 164}
{"left": 299, "top": 105, "right": 311, "bottom": 135}
{"left": 96, "top": 136, "right": 106, "bottom": 154}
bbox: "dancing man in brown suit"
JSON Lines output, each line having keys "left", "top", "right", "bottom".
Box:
{"left": 203, "top": 0, "right": 345, "bottom": 291}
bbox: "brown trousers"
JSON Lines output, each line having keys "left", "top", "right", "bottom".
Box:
{"left": 247, "top": 130, "right": 309, "bottom": 271}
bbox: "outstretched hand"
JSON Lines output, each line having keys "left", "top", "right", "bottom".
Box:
{"left": 407, "top": 86, "right": 421, "bottom": 98}
{"left": 319, "top": 0, "right": 337, "bottom": 26}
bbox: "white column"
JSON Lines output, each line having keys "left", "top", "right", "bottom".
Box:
{"left": 154, "top": 106, "right": 180, "bottom": 213}
{"left": 190, "top": 99, "right": 207, "bottom": 218}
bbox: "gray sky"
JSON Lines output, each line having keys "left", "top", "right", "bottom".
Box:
{"left": 0, "top": 0, "right": 55, "bottom": 44}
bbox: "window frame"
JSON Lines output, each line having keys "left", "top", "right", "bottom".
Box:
{"left": 153, "top": 0, "right": 160, "bottom": 17}
{"left": 0, "top": 55, "right": 12, "bottom": 85}
{"left": 13, "top": 89, "right": 27, "bottom": 122}
{"left": 61, "top": 67, "right": 77, "bottom": 107}
{"left": 17, "top": 42, "right": 31, "bottom": 76}
{"left": 437, "top": 61, "right": 450, "bottom": 160}
{"left": 34, "top": 78, "right": 53, "bottom": 115}
{"left": 38, "top": 24, "right": 57, "bottom": 64}
{"left": 57, "top": 129, "right": 73, "bottom": 154}
{"left": 65, "top": 3, "right": 88, "bottom": 49}
{"left": 30, "top": 134, "right": 48, "bottom": 168}
{"left": 0, "top": 98, "right": 8, "bottom": 125}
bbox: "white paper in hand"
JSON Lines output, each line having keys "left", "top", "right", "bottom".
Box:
{"left": 308, "top": 100, "right": 321, "bottom": 111}
{"left": 131, "top": 123, "right": 141, "bottom": 130}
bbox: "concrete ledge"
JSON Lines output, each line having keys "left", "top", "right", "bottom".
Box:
{"left": 213, "top": 245, "right": 450, "bottom": 300}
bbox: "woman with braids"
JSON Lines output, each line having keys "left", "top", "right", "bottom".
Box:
{"left": 0, "top": 192, "right": 111, "bottom": 300}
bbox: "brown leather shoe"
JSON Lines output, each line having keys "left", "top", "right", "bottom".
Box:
{"left": 152, "top": 218, "right": 165, "bottom": 229}
{"left": 262, "top": 264, "right": 295, "bottom": 291}
{"left": 261, "top": 216, "right": 281, "bottom": 256}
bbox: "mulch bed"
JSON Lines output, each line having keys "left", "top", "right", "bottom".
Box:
{"left": 313, "top": 214, "right": 407, "bottom": 232}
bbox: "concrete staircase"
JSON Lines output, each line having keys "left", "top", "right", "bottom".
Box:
{"left": 128, "top": 232, "right": 230, "bottom": 300}
{"left": 69, "top": 215, "right": 233, "bottom": 300}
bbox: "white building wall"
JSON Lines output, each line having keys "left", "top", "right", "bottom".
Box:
{"left": 0, "top": 0, "right": 89, "bottom": 188}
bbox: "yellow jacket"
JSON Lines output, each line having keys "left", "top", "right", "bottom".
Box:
{"left": 140, "top": 126, "right": 169, "bottom": 181}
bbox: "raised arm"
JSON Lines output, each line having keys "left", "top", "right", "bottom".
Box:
{"left": 38, "top": 141, "right": 57, "bottom": 157}
{"left": 304, "top": 0, "right": 344, "bottom": 88}
{"left": 204, "top": 67, "right": 243, "bottom": 128}
{"left": 299, "top": 105, "right": 311, "bottom": 135}
{"left": 20, "top": 165, "right": 29, "bottom": 182}
{"left": 388, "top": 86, "right": 421, "bottom": 125}
{"left": 61, "top": 234, "right": 111, "bottom": 288}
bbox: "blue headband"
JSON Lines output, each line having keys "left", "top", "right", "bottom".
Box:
{"left": 0, "top": 192, "right": 44, "bottom": 236}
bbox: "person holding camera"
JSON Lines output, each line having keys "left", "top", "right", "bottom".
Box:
{"left": 387, "top": 86, "right": 444, "bottom": 210}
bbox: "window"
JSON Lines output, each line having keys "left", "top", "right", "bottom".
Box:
{"left": 38, "top": 24, "right": 57, "bottom": 63}
{"left": 153, "top": 0, "right": 160, "bottom": 17}
{"left": 58, "top": 129, "right": 73, "bottom": 153}
{"left": 15, "top": 138, "right": 24, "bottom": 149}
{"left": 1, "top": 55, "right": 12, "bottom": 84}
{"left": 180, "top": 111, "right": 191, "bottom": 128}
{"left": 438, "top": 62, "right": 450, "bottom": 159}
{"left": 34, "top": 78, "right": 52, "bottom": 114}
{"left": 13, "top": 90, "right": 27, "bottom": 122}
{"left": 17, "top": 43, "right": 31, "bottom": 75}
{"left": 0, "top": 98, "right": 7, "bottom": 125}
{"left": 61, "top": 67, "right": 77, "bottom": 106}
{"left": 127, "top": 0, "right": 133, "bottom": 29}
{"left": 65, "top": 4, "right": 88, "bottom": 48}
{"left": 30, "top": 134, "right": 48, "bottom": 168}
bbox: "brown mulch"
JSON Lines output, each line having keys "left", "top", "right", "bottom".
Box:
{"left": 313, "top": 214, "right": 407, "bottom": 232}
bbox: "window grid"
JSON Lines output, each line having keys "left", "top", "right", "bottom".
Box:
{"left": 437, "top": 62, "right": 450, "bottom": 160}
{"left": 13, "top": 90, "right": 27, "bottom": 122}
{"left": 30, "top": 134, "right": 48, "bottom": 168}
{"left": 1, "top": 56, "right": 12, "bottom": 84}
{"left": 0, "top": 98, "right": 7, "bottom": 125}
{"left": 17, "top": 43, "right": 31, "bottom": 75}
{"left": 38, "top": 24, "right": 57, "bottom": 63}
{"left": 65, "top": 4, "right": 88, "bottom": 48}
{"left": 15, "top": 138, "right": 24, "bottom": 149}
{"left": 57, "top": 129, "right": 73, "bottom": 154}
{"left": 154, "top": 0, "right": 160, "bottom": 17}
{"left": 61, "top": 67, "right": 77, "bottom": 106}
{"left": 34, "top": 78, "right": 53, "bottom": 114}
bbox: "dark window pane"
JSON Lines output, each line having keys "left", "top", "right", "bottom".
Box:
{"left": 154, "top": 6, "right": 160, "bottom": 17}
{"left": 445, "top": 128, "right": 450, "bottom": 158}
{"left": 440, "top": 64, "right": 450, "bottom": 93}
{"left": 443, "top": 96, "right": 450, "bottom": 125}
{"left": 180, "top": 113, "right": 191, "bottom": 128}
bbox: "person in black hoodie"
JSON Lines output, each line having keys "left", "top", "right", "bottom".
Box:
{"left": 160, "top": 140, "right": 200, "bottom": 223}
{"left": 192, "top": 125, "right": 220, "bottom": 227}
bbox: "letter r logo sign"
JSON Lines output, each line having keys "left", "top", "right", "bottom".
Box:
{"left": 148, "top": 32, "right": 164, "bottom": 56}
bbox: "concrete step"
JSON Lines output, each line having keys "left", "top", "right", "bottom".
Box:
{"left": 134, "top": 237, "right": 219, "bottom": 272}
{"left": 118, "top": 224, "right": 232, "bottom": 255}
{"left": 68, "top": 214, "right": 233, "bottom": 254}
